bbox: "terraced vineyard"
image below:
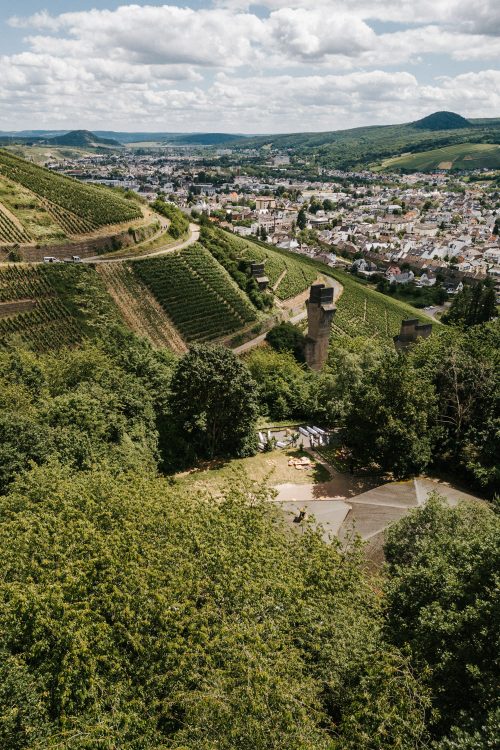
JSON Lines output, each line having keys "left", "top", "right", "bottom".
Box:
{"left": 201, "top": 229, "right": 317, "bottom": 300}
{"left": 0, "top": 265, "right": 86, "bottom": 351}
{"left": 97, "top": 263, "right": 188, "bottom": 353}
{"left": 41, "top": 199, "right": 97, "bottom": 236}
{"left": 132, "top": 244, "right": 257, "bottom": 342}
{"left": 229, "top": 239, "right": 314, "bottom": 299}
{"left": 253, "top": 244, "right": 435, "bottom": 340}
{"left": 0, "top": 204, "right": 31, "bottom": 244}
{"left": 245, "top": 245, "right": 317, "bottom": 300}
{"left": 0, "top": 298, "right": 83, "bottom": 352}
{"left": 0, "top": 149, "right": 142, "bottom": 230}
{"left": 0, "top": 265, "right": 53, "bottom": 301}
{"left": 327, "top": 269, "right": 435, "bottom": 339}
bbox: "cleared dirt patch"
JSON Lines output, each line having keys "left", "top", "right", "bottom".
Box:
{"left": 0, "top": 298, "right": 36, "bottom": 317}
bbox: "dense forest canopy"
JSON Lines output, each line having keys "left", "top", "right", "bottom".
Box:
{"left": 0, "top": 256, "right": 498, "bottom": 747}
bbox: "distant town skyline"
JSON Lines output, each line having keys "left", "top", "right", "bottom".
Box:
{"left": 1, "top": 1, "right": 500, "bottom": 133}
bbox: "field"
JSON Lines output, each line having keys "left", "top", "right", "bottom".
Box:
{"left": 0, "top": 150, "right": 142, "bottom": 243}
{"left": 379, "top": 143, "right": 500, "bottom": 172}
{"left": 132, "top": 244, "right": 258, "bottom": 342}
{"left": 0, "top": 265, "right": 87, "bottom": 351}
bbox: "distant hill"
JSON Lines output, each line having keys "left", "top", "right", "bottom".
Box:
{"left": 169, "top": 133, "right": 247, "bottom": 146}
{"left": 411, "top": 111, "right": 471, "bottom": 131}
{"left": 0, "top": 130, "right": 247, "bottom": 148}
{"left": 227, "top": 111, "right": 500, "bottom": 171}
{"left": 2, "top": 112, "right": 500, "bottom": 171}
{"left": 45, "top": 130, "right": 121, "bottom": 147}
{"left": 108, "top": 132, "right": 247, "bottom": 146}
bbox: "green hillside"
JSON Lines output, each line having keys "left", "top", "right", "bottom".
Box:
{"left": 231, "top": 111, "right": 500, "bottom": 170}
{"left": 0, "top": 264, "right": 110, "bottom": 351}
{"left": 202, "top": 228, "right": 435, "bottom": 340}
{"left": 380, "top": 142, "right": 500, "bottom": 172}
{"left": 0, "top": 226, "right": 437, "bottom": 354}
{"left": 411, "top": 111, "right": 471, "bottom": 131}
{"left": 0, "top": 150, "right": 142, "bottom": 245}
{"left": 199, "top": 225, "right": 317, "bottom": 301}
{"left": 132, "top": 244, "right": 258, "bottom": 342}
{"left": 331, "top": 269, "right": 435, "bottom": 338}
{"left": 46, "top": 130, "right": 121, "bottom": 147}
{"left": 254, "top": 241, "right": 436, "bottom": 339}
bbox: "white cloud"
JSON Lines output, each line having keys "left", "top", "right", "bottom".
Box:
{"left": 1, "top": 2, "right": 500, "bottom": 131}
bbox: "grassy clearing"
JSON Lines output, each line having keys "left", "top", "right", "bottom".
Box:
{"left": 176, "top": 446, "right": 331, "bottom": 494}
{"left": 0, "top": 149, "right": 142, "bottom": 229}
{"left": 0, "top": 175, "right": 66, "bottom": 245}
{"left": 99, "top": 224, "right": 185, "bottom": 259}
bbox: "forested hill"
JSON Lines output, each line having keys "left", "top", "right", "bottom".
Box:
{"left": 229, "top": 111, "right": 500, "bottom": 170}
{"left": 45, "top": 130, "right": 121, "bottom": 147}
{"left": 411, "top": 111, "right": 471, "bottom": 130}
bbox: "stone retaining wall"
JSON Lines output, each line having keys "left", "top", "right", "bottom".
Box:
{"left": 0, "top": 221, "right": 159, "bottom": 263}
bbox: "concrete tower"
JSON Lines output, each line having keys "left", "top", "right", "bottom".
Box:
{"left": 305, "top": 284, "right": 336, "bottom": 370}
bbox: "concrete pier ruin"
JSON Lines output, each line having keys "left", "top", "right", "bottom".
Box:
{"left": 305, "top": 284, "right": 336, "bottom": 370}
{"left": 393, "top": 318, "right": 432, "bottom": 351}
{"left": 250, "top": 262, "right": 269, "bottom": 291}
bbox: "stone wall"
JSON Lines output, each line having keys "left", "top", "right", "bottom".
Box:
{"left": 0, "top": 221, "right": 159, "bottom": 263}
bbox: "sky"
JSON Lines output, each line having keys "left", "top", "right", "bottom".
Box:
{"left": 1, "top": 1, "right": 500, "bottom": 133}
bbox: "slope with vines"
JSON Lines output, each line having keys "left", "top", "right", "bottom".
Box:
{"left": 249, "top": 241, "right": 436, "bottom": 340}
{"left": 200, "top": 227, "right": 317, "bottom": 301}
{"left": 0, "top": 149, "right": 142, "bottom": 229}
{"left": 132, "top": 244, "right": 257, "bottom": 343}
{"left": 97, "top": 263, "right": 188, "bottom": 353}
{"left": 0, "top": 264, "right": 114, "bottom": 352}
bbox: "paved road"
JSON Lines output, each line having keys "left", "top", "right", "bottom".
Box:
{"left": 84, "top": 223, "right": 200, "bottom": 264}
